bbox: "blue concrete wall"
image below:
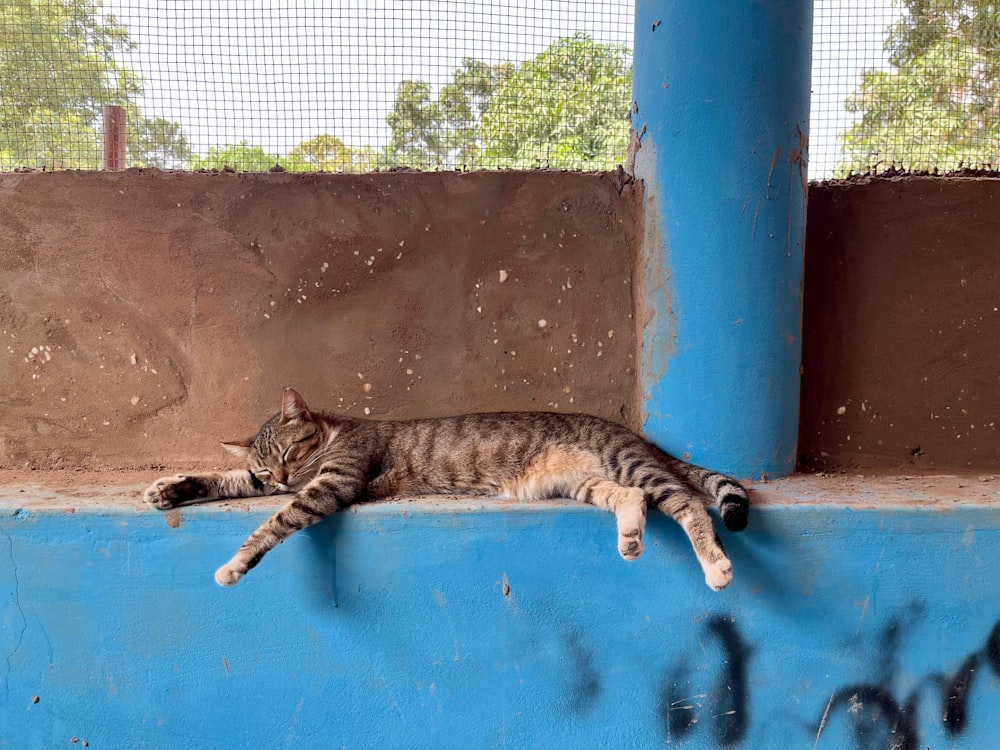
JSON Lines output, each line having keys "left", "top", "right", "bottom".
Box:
{"left": 3, "top": 490, "right": 999, "bottom": 749}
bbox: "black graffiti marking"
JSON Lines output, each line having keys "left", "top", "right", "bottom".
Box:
{"left": 818, "top": 685, "right": 919, "bottom": 750}
{"left": 658, "top": 615, "right": 753, "bottom": 747}
{"left": 938, "top": 620, "right": 1000, "bottom": 737}
{"left": 563, "top": 632, "right": 601, "bottom": 714}
{"left": 941, "top": 654, "right": 978, "bottom": 735}
{"left": 817, "top": 615, "right": 1000, "bottom": 748}
{"left": 706, "top": 615, "right": 752, "bottom": 747}
{"left": 986, "top": 621, "right": 1000, "bottom": 675}
{"left": 659, "top": 663, "right": 701, "bottom": 741}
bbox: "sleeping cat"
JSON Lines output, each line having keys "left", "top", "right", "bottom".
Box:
{"left": 144, "top": 388, "right": 749, "bottom": 591}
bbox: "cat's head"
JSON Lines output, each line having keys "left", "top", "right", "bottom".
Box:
{"left": 221, "top": 388, "right": 328, "bottom": 491}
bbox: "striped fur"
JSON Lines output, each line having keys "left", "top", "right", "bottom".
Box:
{"left": 144, "top": 388, "right": 750, "bottom": 591}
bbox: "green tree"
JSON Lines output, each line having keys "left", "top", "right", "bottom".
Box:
{"left": 188, "top": 141, "right": 281, "bottom": 172}
{"left": 839, "top": 1, "right": 1000, "bottom": 174}
{"left": 384, "top": 36, "right": 629, "bottom": 171}
{"left": 283, "top": 134, "right": 377, "bottom": 173}
{"left": 128, "top": 115, "right": 190, "bottom": 169}
{"left": 384, "top": 59, "right": 513, "bottom": 169}
{"left": 385, "top": 79, "right": 445, "bottom": 167}
{"left": 0, "top": 0, "right": 189, "bottom": 169}
{"left": 479, "top": 34, "right": 632, "bottom": 170}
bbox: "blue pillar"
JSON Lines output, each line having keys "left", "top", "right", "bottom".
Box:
{"left": 632, "top": 0, "right": 812, "bottom": 478}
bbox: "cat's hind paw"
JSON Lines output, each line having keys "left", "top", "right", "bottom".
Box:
{"left": 703, "top": 556, "right": 733, "bottom": 591}
{"left": 214, "top": 563, "right": 244, "bottom": 587}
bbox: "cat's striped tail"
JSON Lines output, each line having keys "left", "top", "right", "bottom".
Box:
{"left": 664, "top": 456, "right": 750, "bottom": 532}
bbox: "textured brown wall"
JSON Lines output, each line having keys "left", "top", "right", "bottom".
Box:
{"left": 4, "top": 170, "right": 997, "bottom": 475}
{"left": 0, "top": 170, "right": 641, "bottom": 470}
{"left": 800, "top": 177, "right": 1000, "bottom": 472}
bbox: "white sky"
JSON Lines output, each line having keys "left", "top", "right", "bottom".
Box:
{"left": 105, "top": 0, "right": 900, "bottom": 178}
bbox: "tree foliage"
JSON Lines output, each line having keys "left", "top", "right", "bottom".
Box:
{"left": 385, "top": 59, "right": 514, "bottom": 168}
{"left": 283, "top": 134, "right": 376, "bottom": 173}
{"left": 840, "top": 1, "right": 1000, "bottom": 174}
{"left": 0, "top": 0, "right": 188, "bottom": 169}
{"left": 188, "top": 141, "right": 281, "bottom": 172}
{"left": 385, "top": 35, "right": 630, "bottom": 170}
{"left": 479, "top": 34, "right": 632, "bottom": 170}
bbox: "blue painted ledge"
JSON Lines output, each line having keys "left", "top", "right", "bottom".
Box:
{"left": 2, "top": 475, "right": 999, "bottom": 749}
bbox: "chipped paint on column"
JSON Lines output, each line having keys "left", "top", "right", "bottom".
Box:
{"left": 631, "top": 0, "right": 812, "bottom": 477}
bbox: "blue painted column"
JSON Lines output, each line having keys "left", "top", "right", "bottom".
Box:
{"left": 632, "top": 1, "right": 812, "bottom": 477}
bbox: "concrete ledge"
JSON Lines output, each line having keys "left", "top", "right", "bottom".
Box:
{"left": 2, "top": 474, "right": 999, "bottom": 749}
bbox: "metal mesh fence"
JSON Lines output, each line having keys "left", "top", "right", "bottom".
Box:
{"left": 813, "top": 1, "right": 1000, "bottom": 177}
{"left": 3, "top": 1, "right": 1000, "bottom": 177}
{"left": 1, "top": 0, "right": 633, "bottom": 172}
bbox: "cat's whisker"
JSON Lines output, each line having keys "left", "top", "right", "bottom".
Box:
{"left": 297, "top": 448, "right": 328, "bottom": 473}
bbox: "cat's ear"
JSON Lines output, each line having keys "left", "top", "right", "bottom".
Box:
{"left": 281, "top": 387, "right": 312, "bottom": 423}
{"left": 220, "top": 440, "right": 252, "bottom": 460}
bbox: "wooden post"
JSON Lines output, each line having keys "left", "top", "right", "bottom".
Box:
{"left": 102, "top": 106, "right": 127, "bottom": 171}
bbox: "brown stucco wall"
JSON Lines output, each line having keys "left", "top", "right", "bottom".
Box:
{"left": 3, "top": 170, "right": 998, "bottom": 475}
{"left": 800, "top": 177, "right": 1000, "bottom": 472}
{"left": 0, "top": 170, "right": 641, "bottom": 471}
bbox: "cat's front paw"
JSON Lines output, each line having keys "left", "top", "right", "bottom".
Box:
{"left": 214, "top": 563, "right": 244, "bottom": 587}
{"left": 618, "top": 527, "right": 644, "bottom": 561}
{"left": 143, "top": 475, "right": 207, "bottom": 509}
{"left": 704, "top": 556, "right": 733, "bottom": 591}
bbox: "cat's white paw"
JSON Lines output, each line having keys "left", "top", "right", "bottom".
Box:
{"left": 615, "top": 491, "right": 646, "bottom": 561}
{"left": 704, "top": 556, "right": 733, "bottom": 591}
{"left": 143, "top": 477, "right": 179, "bottom": 509}
{"left": 618, "top": 528, "right": 644, "bottom": 561}
{"left": 143, "top": 475, "right": 203, "bottom": 509}
{"left": 214, "top": 564, "right": 243, "bottom": 587}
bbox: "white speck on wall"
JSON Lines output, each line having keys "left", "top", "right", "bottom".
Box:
{"left": 537, "top": 319, "right": 547, "bottom": 328}
{"left": 837, "top": 406, "right": 847, "bottom": 415}
{"left": 130, "top": 396, "right": 140, "bottom": 406}
{"left": 499, "top": 270, "right": 508, "bottom": 283}
{"left": 364, "top": 407, "right": 371, "bottom": 415}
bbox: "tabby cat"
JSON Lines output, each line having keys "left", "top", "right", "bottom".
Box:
{"left": 144, "top": 388, "right": 749, "bottom": 591}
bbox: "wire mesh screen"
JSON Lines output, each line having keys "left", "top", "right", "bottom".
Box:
{"left": 0, "top": 0, "right": 633, "bottom": 172}
{"left": 4, "top": 2, "right": 1000, "bottom": 176}
{"left": 813, "top": 0, "right": 1000, "bottom": 177}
